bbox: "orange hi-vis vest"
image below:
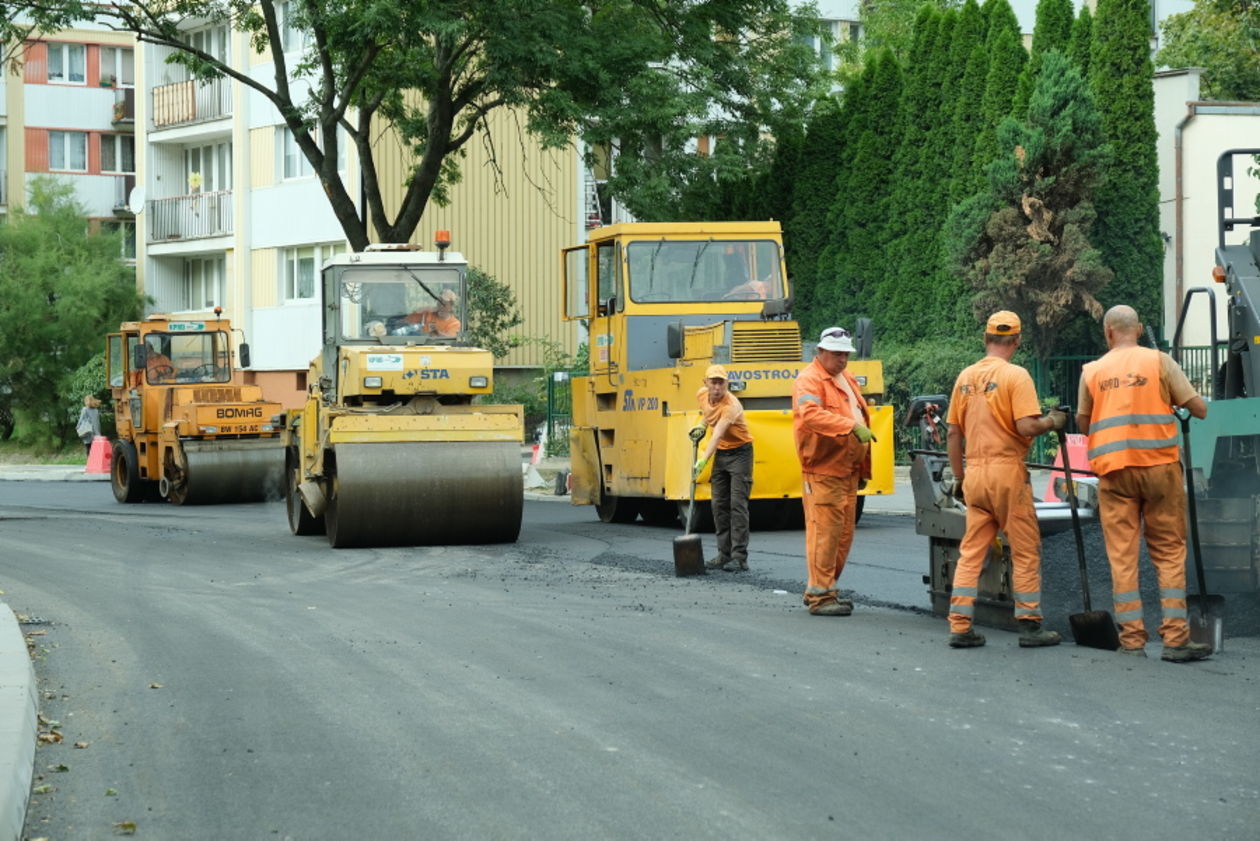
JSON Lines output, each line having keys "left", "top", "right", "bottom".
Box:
{"left": 1082, "top": 346, "right": 1179, "bottom": 476}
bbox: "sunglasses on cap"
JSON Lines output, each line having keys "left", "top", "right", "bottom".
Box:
{"left": 822, "top": 328, "right": 851, "bottom": 339}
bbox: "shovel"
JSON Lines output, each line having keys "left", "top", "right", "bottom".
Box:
{"left": 1058, "top": 424, "right": 1121, "bottom": 650}
{"left": 1176, "top": 408, "right": 1226, "bottom": 651}
{"left": 673, "top": 436, "right": 705, "bottom": 577}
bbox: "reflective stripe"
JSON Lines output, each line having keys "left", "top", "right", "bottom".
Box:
{"left": 1087, "top": 434, "right": 1180, "bottom": 460}
{"left": 1013, "top": 591, "right": 1041, "bottom": 602}
{"left": 1115, "top": 608, "right": 1144, "bottom": 622}
{"left": 1162, "top": 607, "right": 1188, "bottom": 620}
{"left": 1113, "top": 589, "right": 1141, "bottom": 603}
{"left": 1014, "top": 606, "right": 1039, "bottom": 617}
{"left": 952, "top": 586, "right": 978, "bottom": 598}
{"left": 950, "top": 603, "right": 975, "bottom": 617}
{"left": 1087, "top": 413, "right": 1175, "bottom": 433}
{"left": 797, "top": 394, "right": 821, "bottom": 406}
{"left": 1160, "top": 588, "right": 1187, "bottom": 600}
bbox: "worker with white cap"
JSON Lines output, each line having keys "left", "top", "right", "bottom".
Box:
{"left": 792, "top": 327, "right": 875, "bottom": 615}
{"left": 691, "top": 363, "right": 754, "bottom": 572}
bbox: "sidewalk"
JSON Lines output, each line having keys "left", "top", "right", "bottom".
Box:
{"left": 0, "top": 464, "right": 108, "bottom": 482}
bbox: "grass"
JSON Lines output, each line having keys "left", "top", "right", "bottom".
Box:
{"left": 0, "top": 439, "right": 86, "bottom": 465}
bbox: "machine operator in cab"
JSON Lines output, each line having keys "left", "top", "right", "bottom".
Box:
{"left": 691, "top": 365, "right": 754, "bottom": 573}
{"left": 398, "top": 289, "right": 461, "bottom": 337}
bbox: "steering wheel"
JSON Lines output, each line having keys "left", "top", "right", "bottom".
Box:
{"left": 185, "top": 364, "right": 223, "bottom": 381}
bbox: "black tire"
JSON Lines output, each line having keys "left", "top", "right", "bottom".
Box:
{"left": 749, "top": 499, "right": 803, "bottom": 531}
{"left": 676, "top": 500, "right": 714, "bottom": 533}
{"left": 111, "top": 440, "right": 145, "bottom": 503}
{"left": 324, "top": 459, "right": 348, "bottom": 548}
{"left": 855, "top": 495, "right": 865, "bottom": 524}
{"left": 596, "top": 493, "right": 641, "bottom": 524}
{"left": 286, "top": 450, "right": 325, "bottom": 536}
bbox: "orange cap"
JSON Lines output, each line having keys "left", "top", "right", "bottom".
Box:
{"left": 704, "top": 364, "right": 728, "bottom": 381}
{"left": 985, "top": 310, "right": 1021, "bottom": 335}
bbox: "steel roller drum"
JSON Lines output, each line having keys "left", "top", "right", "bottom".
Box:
{"left": 171, "top": 439, "right": 286, "bottom": 505}
{"left": 325, "top": 442, "right": 523, "bottom": 548}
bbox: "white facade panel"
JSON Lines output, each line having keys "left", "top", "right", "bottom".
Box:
{"left": 251, "top": 302, "right": 322, "bottom": 370}
{"left": 26, "top": 85, "right": 114, "bottom": 131}
{"left": 251, "top": 181, "right": 346, "bottom": 248}
{"left": 24, "top": 171, "right": 116, "bottom": 217}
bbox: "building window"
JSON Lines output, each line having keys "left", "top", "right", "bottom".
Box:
{"left": 99, "top": 46, "right": 134, "bottom": 87}
{"left": 279, "top": 1, "right": 310, "bottom": 52}
{"left": 101, "top": 134, "right": 135, "bottom": 174}
{"left": 282, "top": 242, "right": 344, "bottom": 301}
{"left": 184, "top": 256, "right": 226, "bottom": 310}
{"left": 186, "top": 27, "right": 228, "bottom": 63}
{"left": 282, "top": 125, "right": 345, "bottom": 179}
{"left": 102, "top": 220, "right": 137, "bottom": 260}
{"left": 49, "top": 131, "right": 87, "bottom": 171}
{"left": 47, "top": 43, "right": 86, "bottom": 84}
{"left": 185, "top": 142, "right": 231, "bottom": 193}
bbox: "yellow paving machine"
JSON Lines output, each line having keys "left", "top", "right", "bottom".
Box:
{"left": 561, "top": 221, "right": 895, "bottom": 528}
{"left": 283, "top": 238, "right": 524, "bottom": 548}
{"left": 106, "top": 313, "right": 285, "bottom": 504}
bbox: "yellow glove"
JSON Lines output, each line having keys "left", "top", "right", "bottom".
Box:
{"left": 852, "top": 424, "right": 876, "bottom": 444}
{"left": 693, "top": 456, "right": 709, "bottom": 478}
{"left": 688, "top": 423, "right": 707, "bottom": 443}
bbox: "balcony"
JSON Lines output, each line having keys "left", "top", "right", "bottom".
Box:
{"left": 151, "top": 77, "right": 231, "bottom": 130}
{"left": 112, "top": 175, "right": 136, "bottom": 216}
{"left": 111, "top": 88, "right": 135, "bottom": 127}
{"left": 147, "top": 191, "right": 233, "bottom": 242}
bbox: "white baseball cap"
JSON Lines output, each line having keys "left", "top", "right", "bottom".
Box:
{"left": 817, "top": 326, "right": 856, "bottom": 353}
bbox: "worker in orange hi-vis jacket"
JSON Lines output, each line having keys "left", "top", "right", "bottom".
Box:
{"left": 945, "top": 311, "right": 1064, "bottom": 650}
{"left": 1076, "top": 304, "right": 1210, "bottom": 663}
{"left": 791, "top": 326, "right": 874, "bottom": 616}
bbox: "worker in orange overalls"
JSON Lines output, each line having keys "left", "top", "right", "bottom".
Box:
{"left": 691, "top": 364, "right": 754, "bottom": 572}
{"left": 402, "top": 289, "right": 461, "bottom": 337}
{"left": 1076, "top": 304, "right": 1210, "bottom": 662}
{"left": 946, "top": 311, "right": 1064, "bottom": 649}
{"left": 792, "top": 327, "right": 875, "bottom": 616}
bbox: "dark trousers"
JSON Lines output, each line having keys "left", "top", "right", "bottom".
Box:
{"left": 712, "top": 443, "right": 753, "bottom": 564}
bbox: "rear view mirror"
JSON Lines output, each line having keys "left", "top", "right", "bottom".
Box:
{"left": 666, "top": 322, "right": 683, "bottom": 359}
{"left": 238, "top": 343, "right": 251, "bottom": 369}
{"left": 132, "top": 345, "right": 146, "bottom": 369}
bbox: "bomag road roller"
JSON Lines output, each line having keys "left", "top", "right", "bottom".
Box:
{"left": 561, "top": 221, "right": 895, "bottom": 529}
{"left": 283, "top": 237, "right": 524, "bottom": 548}
{"left": 106, "top": 312, "right": 285, "bottom": 504}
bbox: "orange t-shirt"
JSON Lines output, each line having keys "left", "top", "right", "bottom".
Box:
{"left": 947, "top": 355, "right": 1042, "bottom": 463}
{"left": 695, "top": 387, "right": 753, "bottom": 449}
{"left": 406, "top": 310, "right": 461, "bottom": 336}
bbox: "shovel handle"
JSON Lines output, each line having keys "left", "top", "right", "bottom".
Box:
{"left": 685, "top": 436, "right": 699, "bottom": 535}
{"left": 1176, "top": 409, "right": 1212, "bottom": 605}
{"left": 1057, "top": 426, "right": 1095, "bottom": 612}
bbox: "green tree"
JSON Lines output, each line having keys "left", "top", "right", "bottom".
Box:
{"left": 784, "top": 96, "right": 845, "bottom": 327}
{"left": 1011, "top": 0, "right": 1076, "bottom": 118}
{"left": 949, "top": 0, "right": 990, "bottom": 204}
{"left": 465, "top": 267, "right": 523, "bottom": 360}
{"left": 0, "top": 179, "right": 145, "bottom": 447}
{"left": 1068, "top": 3, "right": 1094, "bottom": 76}
{"left": 8, "top": 0, "right": 822, "bottom": 249}
{"left": 969, "top": 2, "right": 1027, "bottom": 199}
{"left": 834, "top": 0, "right": 952, "bottom": 82}
{"left": 944, "top": 52, "right": 1113, "bottom": 361}
{"left": 1157, "top": 0, "right": 1260, "bottom": 101}
{"left": 1090, "top": 0, "right": 1165, "bottom": 338}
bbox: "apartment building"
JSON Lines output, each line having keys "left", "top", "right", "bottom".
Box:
{"left": 5, "top": 25, "right": 137, "bottom": 263}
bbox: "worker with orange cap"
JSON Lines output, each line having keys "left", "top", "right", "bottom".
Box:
{"left": 1076, "top": 304, "right": 1210, "bottom": 662}
{"left": 691, "top": 364, "right": 754, "bottom": 572}
{"left": 401, "top": 289, "right": 462, "bottom": 337}
{"left": 946, "top": 311, "right": 1064, "bottom": 648}
{"left": 792, "top": 327, "right": 874, "bottom": 615}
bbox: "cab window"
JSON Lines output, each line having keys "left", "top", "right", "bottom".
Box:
{"left": 564, "top": 247, "right": 590, "bottom": 319}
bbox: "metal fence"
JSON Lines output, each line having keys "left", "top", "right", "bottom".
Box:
{"left": 148, "top": 191, "right": 233, "bottom": 241}
{"left": 151, "top": 77, "right": 231, "bottom": 129}
{"left": 545, "top": 370, "right": 579, "bottom": 457}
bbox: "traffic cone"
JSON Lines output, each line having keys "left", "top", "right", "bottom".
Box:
{"left": 85, "top": 436, "right": 112, "bottom": 474}
{"left": 530, "top": 443, "right": 541, "bottom": 465}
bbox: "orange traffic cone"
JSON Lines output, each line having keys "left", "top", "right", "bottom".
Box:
{"left": 86, "top": 436, "right": 112, "bottom": 474}
{"left": 530, "top": 443, "right": 541, "bottom": 465}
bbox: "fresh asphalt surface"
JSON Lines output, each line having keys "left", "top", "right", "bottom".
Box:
{"left": 0, "top": 469, "right": 1256, "bottom": 840}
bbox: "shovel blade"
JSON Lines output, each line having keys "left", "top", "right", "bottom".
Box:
{"left": 1187, "top": 595, "right": 1226, "bottom": 653}
{"left": 1069, "top": 610, "right": 1121, "bottom": 650}
{"left": 673, "top": 534, "right": 705, "bottom": 577}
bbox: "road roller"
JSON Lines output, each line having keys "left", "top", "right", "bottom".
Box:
{"left": 106, "top": 312, "right": 285, "bottom": 504}
{"left": 282, "top": 237, "right": 524, "bottom": 548}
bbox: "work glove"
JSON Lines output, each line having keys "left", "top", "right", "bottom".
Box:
{"left": 852, "top": 424, "right": 876, "bottom": 444}
{"left": 688, "top": 423, "right": 707, "bottom": 443}
{"left": 693, "top": 456, "right": 709, "bottom": 478}
{"left": 1045, "top": 409, "right": 1067, "bottom": 431}
{"left": 943, "top": 477, "right": 965, "bottom": 503}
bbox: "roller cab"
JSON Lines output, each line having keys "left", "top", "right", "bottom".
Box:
{"left": 284, "top": 240, "right": 524, "bottom": 548}
{"left": 106, "top": 313, "right": 285, "bottom": 505}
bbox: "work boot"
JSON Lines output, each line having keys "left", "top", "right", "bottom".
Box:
{"left": 1161, "top": 641, "right": 1213, "bottom": 663}
{"left": 733, "top": 559, "right": 749, "bottom": 572}
{"left": 704, "top": 556, "right": 729, "bottom": 571}
{"left": 1119, "top": 646, "right": 1147, "bottom": 657}
{"left": 948, "top": 628, "right": 986, "bottom": 648}
{"left": 1017, "top": 621, "right": 1062, "bottom": 648}
{"left": 809, "top": 600, "right": 853, "bottom": 617}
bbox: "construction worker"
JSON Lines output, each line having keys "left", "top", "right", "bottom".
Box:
{"left": 144, "top": 343, "right": 175, "bottom": 383}
{"left": 691, "top": 364, "right": 754, "bottom": 572}
{"left": 792, "top": 326, "right": 874, "bottom": 616}
{"left": 400, "top": 289, "right": 461, "bottom": 337}
{"left": 945, "top": 311, "right": 1064, "bottom": 649}
{"left": 1076, "top": 305, "right": 1210, "bottom": 662}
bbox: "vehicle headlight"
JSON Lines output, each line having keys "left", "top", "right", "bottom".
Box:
{"left": 364, "top": 376, "right": 383, "bottom": 388}
{"left": 728, "top": 380, "right": 746, "bottom": 392}
{"left": 469, "top": 376, "right": 489, "bottom": 388}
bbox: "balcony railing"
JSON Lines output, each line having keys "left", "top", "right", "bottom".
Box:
{"left": 148, "top": 191, "right": 233, "bottom": 241}
{"left": 151, "top": 77, "right": 231, "bottom": 129}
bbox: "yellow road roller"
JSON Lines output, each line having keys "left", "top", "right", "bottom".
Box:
{"left": 106, "top": 313, "right": 285, "bottom": 504}
{"left": 283, "top": 237, "right": 524, "bottom": 548}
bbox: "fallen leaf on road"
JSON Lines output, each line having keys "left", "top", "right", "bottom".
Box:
{"left": 48, "top": 764, "right": 69, "bottom": 772}
{"left": 113, "top": 821, "right": 137, "bottom": 835}
{"left": 148, "top": 683, "right": 163, "bottom": 689}
{"left": 74, "top": 742, "right": 90, "bottom": 749}
{"left": 106, "top": 789, "right": 117, "bottom": 796}
{"left": 32, "top": 784, "right": 54, "bottom": 794}
{"left": 26, "top": 630, "right": 46, "bottom": 636}
{"left": 37, "top": 731, "right": 63, "bottom": 744}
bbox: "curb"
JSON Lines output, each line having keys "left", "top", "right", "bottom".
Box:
{"left": 0, "top": 605, "right": 36, "bottom": 841}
